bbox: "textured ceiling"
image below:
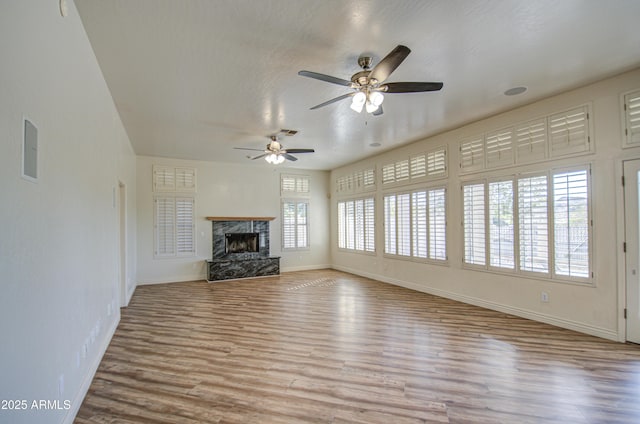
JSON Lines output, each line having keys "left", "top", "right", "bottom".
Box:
{"left": 75, "top": 0, "right": 640, "bottom": 170}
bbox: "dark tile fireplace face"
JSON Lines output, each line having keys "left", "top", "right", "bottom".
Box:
{"left": 225, "top": 232, "right": 259, "bottom": 254}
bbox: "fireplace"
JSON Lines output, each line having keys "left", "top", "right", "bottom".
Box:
{"left": 225, "top": 232, "right": 259, "bottom": 254}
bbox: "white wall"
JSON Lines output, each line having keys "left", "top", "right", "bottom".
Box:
{"left": 331, "top": 68, "right": 640, "bottom": 342}
{"left": 0, "top": 2, "right": 136, "bottom": 424}
{"left": 136, "top": 156, "right": 330, "bottom": 284}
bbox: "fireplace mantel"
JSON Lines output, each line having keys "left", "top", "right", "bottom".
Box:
{"left": 206, "top": 216, "right": 275, "bottom": 221}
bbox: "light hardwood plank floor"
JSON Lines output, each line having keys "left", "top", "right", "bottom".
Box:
{"left": 75, "top": 269, "right": 640, "bottom": 423}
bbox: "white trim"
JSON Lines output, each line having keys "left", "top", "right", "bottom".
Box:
{"left": 332, "top": 264, "right": 619, "bottom": 342}
{"left": 21, "top": 115, "right": 38, "bottom": 183}
{"left": 137, "top": 273, "right": 205, "bottom": 285}
{"left": 281, "top": 264, "right": 331, "bottom": 273}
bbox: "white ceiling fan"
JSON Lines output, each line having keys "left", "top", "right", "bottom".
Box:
{"left": 234, "top": 130, "right": 315, "bottom": 164}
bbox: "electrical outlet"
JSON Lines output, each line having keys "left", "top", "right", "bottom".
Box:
{"left": 541, "top": 292, "right": 549, "bottom": 303}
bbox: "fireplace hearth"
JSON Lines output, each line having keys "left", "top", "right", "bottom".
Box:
{"left": 206, "top": 217, "right": 280, "bottom": 282}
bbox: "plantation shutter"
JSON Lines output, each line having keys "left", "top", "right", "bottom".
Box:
{"left": 515, "top": 119, "right": 547, "bottom": 163}
{"left": 428, "top": 188, "right": 447, "bottom": 260}
{"left": 553, "top": 169, "right": 590, "bottom": 279}
{"left": 296, "top": 177, "right": 310, "bottom": 194}
{"left": 427, "top": 148, "right": 447, "bottom": 178}
{"left": 396, "top": 193, "right": 411, "bottom": 256}
{"left": 485, "top": 129, "right": 514, "bottom": 168}
{"left": 549, "top": 106, "right": 590, "bottom": 157}
{"left": 175, "top": 197, "right": 195, "bottom": 255}
{"left": 282, "top": 202, "right": 296, "bottom": 249}
{"left": 463, "top": 183, "right": 486, "bottom": 265}
{"left": 153, "top": 166, "right": 175, "bottom": 192}
{"left": 345, "top": 200, "right": 355, "bottom": 250}
{"left": 395, "top": 160, "right": 410, "bottom": 182}
{"left": 488, "top": 180, "right": 514, "bottom": 269}
{"left": 337, "top": 202, "right": 346, "bottom": 249}
{"left": 296, "top": 202, "right": 308, "bottom": 248}
{"left": 460, "top": 137, "right": 485, "bottom": 173}
{"left": 354, "top": 199, "right": 365, "bottom": 250}
{"left": 363, "top": 169, "right": 376, "bottom": 190}
{"left": 624, "top": 90, "right": 640, "bottom": 146}
{"left": 364, "top": 198, "right": 375, "bottom": 252}
{"left": 384, "top": 195, "right": 397, "bottom": 254}
{"left": 518, "top": 175, "right": 549, "bottom": 274}
{"left": 154, "top": 197, "right": 176, "bottom": 256}
{"left": 411, "top": 191, "right": 428, "bottom": 258}
{"left": 382, "top": 164, "right": 395, "bottom": 184}
{"left": 175, "top": 168, "right": 196, "bottom": 192}
{"left": 410, "top": 154, "right": 427, "bottom": 179}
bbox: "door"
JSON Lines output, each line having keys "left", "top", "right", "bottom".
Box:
{"left": 624, "top": 159, "right": 640, "bottom": 343}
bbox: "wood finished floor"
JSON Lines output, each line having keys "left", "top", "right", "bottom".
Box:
{"left": 75, "top": 269, "right": 640, "bottom": 424}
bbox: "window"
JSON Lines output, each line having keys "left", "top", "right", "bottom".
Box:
{"left": 281, "top": 174, "right": 310, "bottom": 250}
{"left": 282, "top": 200, "right": 309, "bottom": 249}
{"left": 383, "top": 148, "right": 447, "bottom": 185}
{"left": 384, "top": 188, "right": 447, "bottom": 261}
{"left": 461, "top": 167, "right": 591, "bottom": 282}
{"left": 623, "top": 89, "right": 640, "bottom": 147}
{"left": 337, "top": 198, "right": 375, "bottom": 253}
{"left": 154, "top": 196, "right": 195, "bottom": 257}
{"left": 152, "top": 164, "right": 196, "bottom": 258}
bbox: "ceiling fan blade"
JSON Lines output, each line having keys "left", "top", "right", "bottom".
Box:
{"left": 250, "top": 153, "right": 267, "bottom": 160}
{"left": 310, "top": 92, "right": 355, "bottom": 110}
{"left": 372, "top": 105, "right": 383, "bottom": 116}
{"left": 283, "top": 153, "right": 298, "bottom": 162}
{"left": 234, "top": 147, "right": 266, "bottom": 152}
{"left": 284, "top": 148, "right": 315, "bottom": 154}
{"left": 368, "top": 45, "right": 411, "bottom": 84}
{"left": 382, "top": 82, "right": 443, "bottom": 93}
{"left": 298, "top": 70, "right": 352, "bottom": 87}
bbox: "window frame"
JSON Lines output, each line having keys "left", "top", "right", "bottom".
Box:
{"left": 337, "top": 197, "right": 376, "bottom": 255}
{"left": 153, "top": 195, "right": 196, "bottom": 258}
{"left": 281, "top": 199, "right": 310, "bottom": 251}
{"left": 460, "top": 164, "right": 593, "bottom": 285}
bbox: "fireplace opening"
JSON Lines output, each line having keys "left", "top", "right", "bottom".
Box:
{"left": 225, "top": 232, "right": 259, "bottom": 254}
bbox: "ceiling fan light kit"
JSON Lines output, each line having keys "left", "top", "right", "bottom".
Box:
{"left": 233, "top": 131, "right": 314, "bottom": 165}
{"left": 299, "top": 45, "right": 443, "bottom": 116}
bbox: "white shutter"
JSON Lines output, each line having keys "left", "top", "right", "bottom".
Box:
{"left": 485, "top": 128, "right": 514, "bottom": 168}
{"left": 427, "top": 148, "right": 447, "bottom": 178}
{"left": 382, "top": 163, "right": 395, "bottom": 184}
{"left": 354, "top": 199, "right": 365, "bottom": 250}
{"left": 175, "top": 168, "right": 196, "bottom": 192}
{"left": 428, "top": 188, "right": 447, "bottom": 260}
{"left": 281, "top": 176, "right": 296, "bottom": 193}
{"left": 624, "top": 90, "right": 640, "bottom": 146}
{"left": 337, "top": 202, "right": 346, "bottom": 249}
{"left": 345, "top": 200, "right": 355, "bottom": 250}
{"left": 515, "top": 119, "right": 547, "bottom": 163}
{"left": 363, "top": 169, "right": 375, "bottom": 190}
{"left": 412, "top": 191, "right": 428, "bottom": 258}
{"left": 296, "top": 177, "right": 310, "bottom": 194}
{"left": 553, "top": 169, "right": 590, "bottom": 279}
{"left": 282, "top": 201, "right": 296, "bottom": 249}
{"left": 296, "top": 202, "right": 308, "bottom": 248}
{"left": 384, "top": 195, "right": 397, "bottom": 254}
{"left": 549, "top": 106, "right": 590, "bottom": 157}
{"left": 395, "top": 160, "right": 410, "bottom": 182}
{"left": 463, "top": 183, "right": 486, "bottom": 266}
{"left": 153, "top": 166, "right": 175, "bottom": 192}
{"left": 364, "top": 197, "right": 375, "bottom": 252}
{"left": 154, "top": 197, "right": 176, "bottom": 256}
{"left": 518, "top": 175, "right": 549, "bottom": 274}
{"left": 488, "top": 180, "right": 514, "bottom": 269}
{"left": 410, "top": 154, "right": 427, "bottom": 179}
{"left": 460, "top": 137, "right": 485, "bottom": 173}
{"left": 396, "top": 193, "right": 411, "bottom": 256}
{"left": 354, "top": 171, "right": 364, "bottom": 192}
{"left": 175, "top": 197, "right": 195, "bottom": 255}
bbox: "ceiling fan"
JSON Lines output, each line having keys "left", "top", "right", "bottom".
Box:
{"left": 299, "top": 45, "right": 443, "bottom": 115}
{"left": 234, "top": 131, "right": 314, "bottom": 164}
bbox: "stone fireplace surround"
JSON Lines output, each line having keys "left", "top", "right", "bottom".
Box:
{"left": 206, "top": 217, "right": 280, "bottom": 282}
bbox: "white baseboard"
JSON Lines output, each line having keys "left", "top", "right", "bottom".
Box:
{"left": 136, "top": 273, "right": 206, "bottom": 285}
{"left": 61, "top": 312, "right": 120, "bottom": 424}
{"left": 281, "top": 264, "right": 331, "bottom": 273}
{"left": 332, "top": 264, "right": 619, "bottom": 342}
